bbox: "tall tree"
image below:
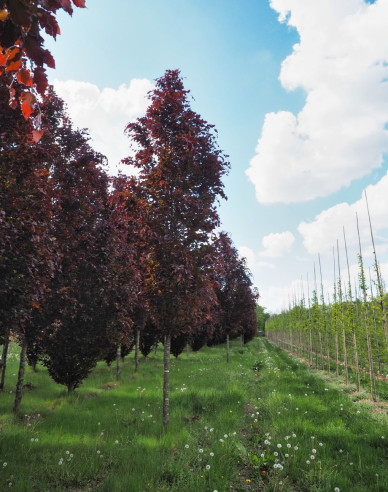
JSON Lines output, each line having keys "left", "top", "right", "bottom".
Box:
{"left": 124, "top": 69, "right": 229, "bottom": 429}
{"left": 0, "top": 75, "right": 55, "bottom": 409}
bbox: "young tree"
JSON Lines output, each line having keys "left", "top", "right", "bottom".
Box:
{"left": 210, "top": 232, "right": 257, "bottom": 361}
{"left": 124, "top": 69, "right": 229, "bottom": 429}
{"left": 256, "top": 304, "right": 269, "bottom": 335}
{"left": 37, "top": 88, "right": 113, "bottom": 394}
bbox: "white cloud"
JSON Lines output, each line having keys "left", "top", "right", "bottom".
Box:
{"left": 260, "top": 231, "right": 295, "bottom": 257}
{"left": 247, "top": 0, "right": 388, "bottom": 204}
{"left": 298, "top": 171, "right": 388, "bottom": 257}
{"left": 262, "top": 277, "right": 306, "bottom": 313}
{"left": 53, "top": 78, "right": 153, "bottom": 175}
{"left": 238, "top": 246, "right": 275, "bottom": 270}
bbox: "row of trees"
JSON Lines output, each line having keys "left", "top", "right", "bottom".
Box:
{"left": 0, "top": 70, "right": 258, "bottom": 427}
{"left": 266, "top": 221, "right": 388, "bottom": 401}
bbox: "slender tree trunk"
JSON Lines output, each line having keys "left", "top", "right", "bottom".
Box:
{"left": 364, "top": 311, "right": 377, "bottom": 401}
{"left": 352, "top": 331, "right": 361, "bottom": 392}
{"left": 308, "top": 328, "right": 313, "bottom": 366}
{"left": 240, "top": 333, "right": 244, "bottom": 347}
{"left": 186, "top": 342, "right": 190, "bottom": 355}
{"left": 116, "top": 344, "right": 121, "bottom": 381}
{"left": 67, "top": 382, "right": 76, "bottom": 394}
{"left": 226, "top": 334, "right": 230, "bottom": 363}
{"left": 0, "top": 336, "right": 9, "bottom": 390}
{"left": 154, "top": 341, "right": 158, "bottom": 354}
{"left": 163, "top": 334, "right": 171, "bottom": 431}
{"left": 335, "top": 330, "right": 339, "bottom": 377}
{"left": 12, "top": 337, "right": 28, "bottom": 413}
{"left": 340, "top": 317, "right": 349, "bottom": 386}
{"left": 135, "top": 328, "right": 140, "bottom": 372}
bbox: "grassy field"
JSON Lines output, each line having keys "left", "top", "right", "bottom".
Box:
{"left": 0, "top": 338, "right": 387, "bottom": 491}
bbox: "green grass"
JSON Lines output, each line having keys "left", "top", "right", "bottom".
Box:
{"left": 0, "top": 339, "right": 387, "bottom": 491}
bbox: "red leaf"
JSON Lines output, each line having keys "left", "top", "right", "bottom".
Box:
{"left": 21, "top": 91, "right": 36, "bottom": 119}
{"left": 60, "top": 0, "right": 73, "bottom": 15}
{"left": 16, "top": 68, "right": 33, "bottom": 86}
{"left": 5, "top": 57, "right": 22, "bottom": 72}
{"left": 33, "top": 66, "right": 48, "bottom": 95}
{"left": 9, "top": 97, "right": 18, "bottom": 109}
{"left": 72, "top": 0, "right": 86, "bottom": 7}
{"left": 32, "top": 129, "right": 44, "bottom": 143}
{"left": 38, "top": 11, "right": 60, "bottom": 39}
{"left": 44, "top": 49, "right": 55, "bottom": 69}
{"left": 0, "top": 49, "right": 6, "bottom": 66}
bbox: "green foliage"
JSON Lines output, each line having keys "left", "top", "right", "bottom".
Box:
{"left": 256, "top": 304, "right": 270, "bottom": 333}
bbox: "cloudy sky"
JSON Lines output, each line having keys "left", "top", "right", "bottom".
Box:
{"left": 45, "top": 0, "right": 388, "bottom": 313}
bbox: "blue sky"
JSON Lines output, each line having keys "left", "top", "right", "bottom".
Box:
{"left": 45, "top": 0, "right": 388, "bottom": 312}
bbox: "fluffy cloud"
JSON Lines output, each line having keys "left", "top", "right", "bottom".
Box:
{"left": 53, "top": 78, "right": 153, "bottom": 175}
{"left": 298, "top": 171, "right": 388, "bottom": 257}
{"left": 263, "top": 278, "right": 306, "bottom": 313}
{"left": 238, "top": 246, "right": 275, "bottom": 270}
{"left": 246, "top": 0, "right": 388, "bottom": 204}
{"left": 260, "top": 231, "right": 295, "bottom": 257}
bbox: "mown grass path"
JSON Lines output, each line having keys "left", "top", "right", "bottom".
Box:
{"left": 0, "top": 338, "right": 387, "bottom": 491}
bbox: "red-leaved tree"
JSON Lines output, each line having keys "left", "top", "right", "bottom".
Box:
{"left": 209, "top": 232, "right": 258, "bottom": 361}
{"left": 0, "top": 0, "right": 85, "bottom": 138}
{"left": 0, "top": 75, "right": 56, "bottom": 409}
{"left": 37, "top": 88, "right": 113, "bottom": 394}
{"left": 124, "top": 69, "right": 229, "bottom": 429}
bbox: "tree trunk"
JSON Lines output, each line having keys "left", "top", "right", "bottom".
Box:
{"left": 226, "top": 334, "right": 230, "bottom": 363}
{"left": 0, "top": 335, "right": 9, "bottom": 390}
{"left": 116, "top": 344, "right": 121, "bottom": 381}
{"left": 67, "top": 382, "right": 76, "bottom": 394}
{"left": 240, "top": 333, "right": 244, "bottom": 347}
{"left": 335, "top": 329, "right": 339, "bottom": 377}
{"left": 12, "top": 337, "right": 28, "bottom": 413}
{"left": 340, "top": 317, "right": 349, "bottom": 386}
{"left": 308, "top": 328, "right": 313, "bottom": 366}
{"left": 163, "top": 334, "right": 171, "bottom": 431}
{"left": 352, "top": 331, "right": 361, "bottom": 392}
{"left": 186, "top": 342, "right": 190, "bottom": 355}
{"left": 135, "top": 328, "right": 140, "bottom": 372}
